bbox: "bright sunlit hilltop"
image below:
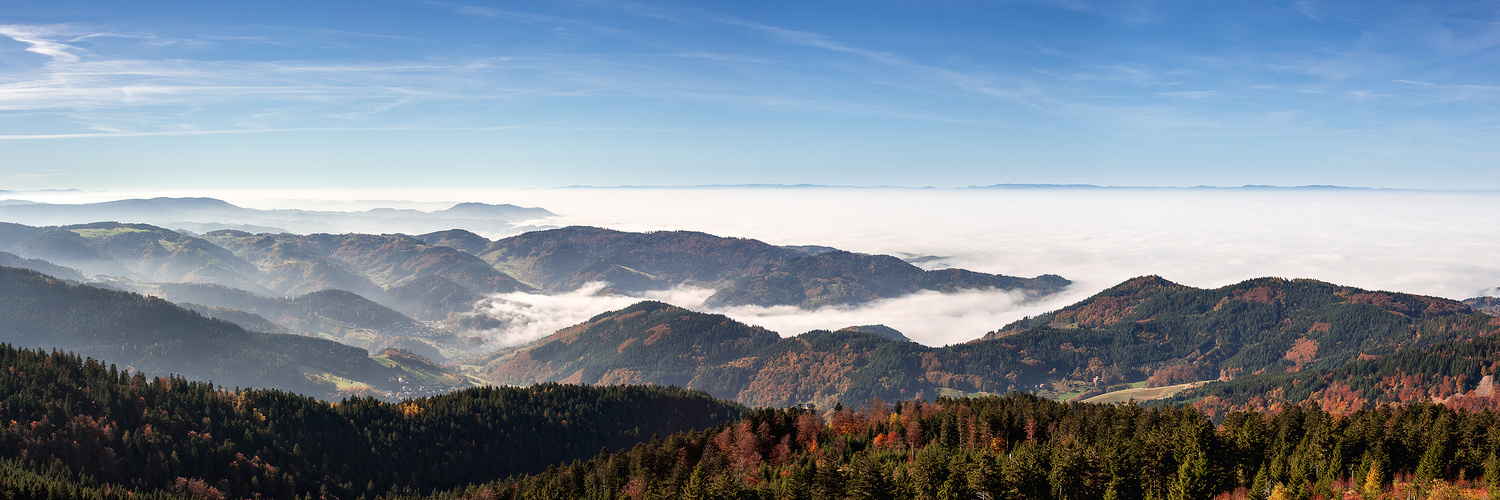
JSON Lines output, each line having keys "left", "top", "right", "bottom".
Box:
{"left": 2, "top": 1, "right": 1500, "bottom": 190}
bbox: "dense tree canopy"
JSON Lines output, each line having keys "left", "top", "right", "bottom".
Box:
{"left": 0, "top": 344, "right": 745, "bottom": 499}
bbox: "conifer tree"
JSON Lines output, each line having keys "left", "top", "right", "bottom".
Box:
{"left": 1416, "top": 438, "right": 1448, "bottom": 486}
{"left": 1361, "top": 462, "right": 1382, "bottom": 500}
{"left": 813, "top": 460, "right": 844, "bottom": 500}
{"left": 848, "top": 454, "right": 894, "bottom": 500}
{"left": 1248, "top": 464, "right": 1270, "bottom": 500}
{"left": 1485, "top": 452, "right": 1500, "bottom": 500}
{"left": 681, "top": 464, "right": 706, "bottom": 500}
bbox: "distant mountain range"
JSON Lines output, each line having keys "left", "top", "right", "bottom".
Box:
{"left": 0, "top": 197, "right": 554, "bottom": 236}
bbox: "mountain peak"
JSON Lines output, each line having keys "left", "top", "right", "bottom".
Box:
{"left": 1111, "top": 275, "right": 1180, "bottom": 292}
{"left": 836, "top": 324, "right": 912, "bottom": 342}
{"left": 436, "top": 202, "right": 555, "bottom": 220}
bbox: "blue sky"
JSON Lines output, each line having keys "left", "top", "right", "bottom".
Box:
{"left": 1, "top": 0, "right": 1498, "bottom": 190}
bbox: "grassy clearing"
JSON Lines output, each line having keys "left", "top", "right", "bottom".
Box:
{"left": 373, "top": 351, "right": 467, "bottom": 387}
{"left": 70, "top": 227, "right": 152, "bottom": 238}
{"left": 1056, "top": 388, "right": 1085, "bottom": 401}
{"left": 1082, "top": 381, "right": 1210, "bottom": 404}
{"left": 937, "top": 388, "right": 999, "bottom": 399}
{"left": 304, "top": 370, "right": 373, "bottom": 392}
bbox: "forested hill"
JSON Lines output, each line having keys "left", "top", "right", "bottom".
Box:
{"left": 1162, "top": 320, "right": 1500, "bottom": 417}
{"left": 0, "top": 250, "right": 84, "bottom": 281}
{"left": 479, "top": 301, "right": 782, "bottom": 388}
{"left": 465, "top": 226, "right": 803, "bottom": 292}
{"left": 0, "top": 266, "right": 457, "bottom": 399}
{"left": 486, "top": 276, "right": 1499, "bottom": 409}
{"left": 155, "top": 283, "right": 449, "bottom": 359}
{"left": 0, "top": 344, "right": 746, "bottom": 500}
{"left": 703, "top": 250, "right": 1069, "bottom": 308}
{"left": 1466, "top": 296, "right": 1500, "bottom": 316}
{"left": 1, "top": 222, "right": 263, "bottom": 290}
{"left": 983, "top": 275, "right": 1489, "bottom": 375}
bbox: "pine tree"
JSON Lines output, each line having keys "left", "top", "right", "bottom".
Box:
{"left": 1361, "top": 462, "right": 1382, "bottom": 500}
{"left": 813, "top": 460, "right": 844, "bottom": 500}
{"left": 1415, "top": 438, "right": 1447, "bottom": 486}
{"left": 681, "top": 464, "right": 706, "bottom": 500}
{"left": 936, "top": 477, "right": 960, "bottom": 500}
{"left": 848, "top": 454, "right": 894, "bottom": 500}
{"left": 1167, "top": 428, "right": 1211, "bottom": 500}
{"left": 1249, "top": 464, "right": 1270, "bottom": 500}
{"left": 1485, "top": 452, "right": 1500, "bottom": 500}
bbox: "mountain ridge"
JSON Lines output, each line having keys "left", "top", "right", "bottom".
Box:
{"left": 483, "top": 275, "right": 1497, "bottom": 409}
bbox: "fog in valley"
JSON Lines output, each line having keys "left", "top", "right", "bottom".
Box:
{"left": 11, "top": 187, "right": 1500, "bottom": 347}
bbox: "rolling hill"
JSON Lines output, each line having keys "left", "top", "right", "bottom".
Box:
{"left": 2, "top": 222, "right": 266, "bottom": 291}
{"left": 151, "top": 282, "right": 455, "bottom": 360}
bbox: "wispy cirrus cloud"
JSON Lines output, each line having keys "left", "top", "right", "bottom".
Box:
{"left": 1395, "top": 79, "right": 1500, "bottom": 105}
{"left": 0, "top": 24, "right": 84, "bottom": 63}
{"left": 717, "top": 17, "right": 1048, "bottom": 108}
{"left": 0, "top": 17, "right": 988, "bottom": 137}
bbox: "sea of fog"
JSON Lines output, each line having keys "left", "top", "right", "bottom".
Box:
{"left": 14, "top": 187, "right": 1500, "bottom": 347}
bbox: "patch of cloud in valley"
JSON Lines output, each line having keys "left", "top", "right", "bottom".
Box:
{"left": 471, "top": 282, "right": 1084, "bottom": 348}
{"left": 472, "top": 283, "right": 715, "bottom": 347}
